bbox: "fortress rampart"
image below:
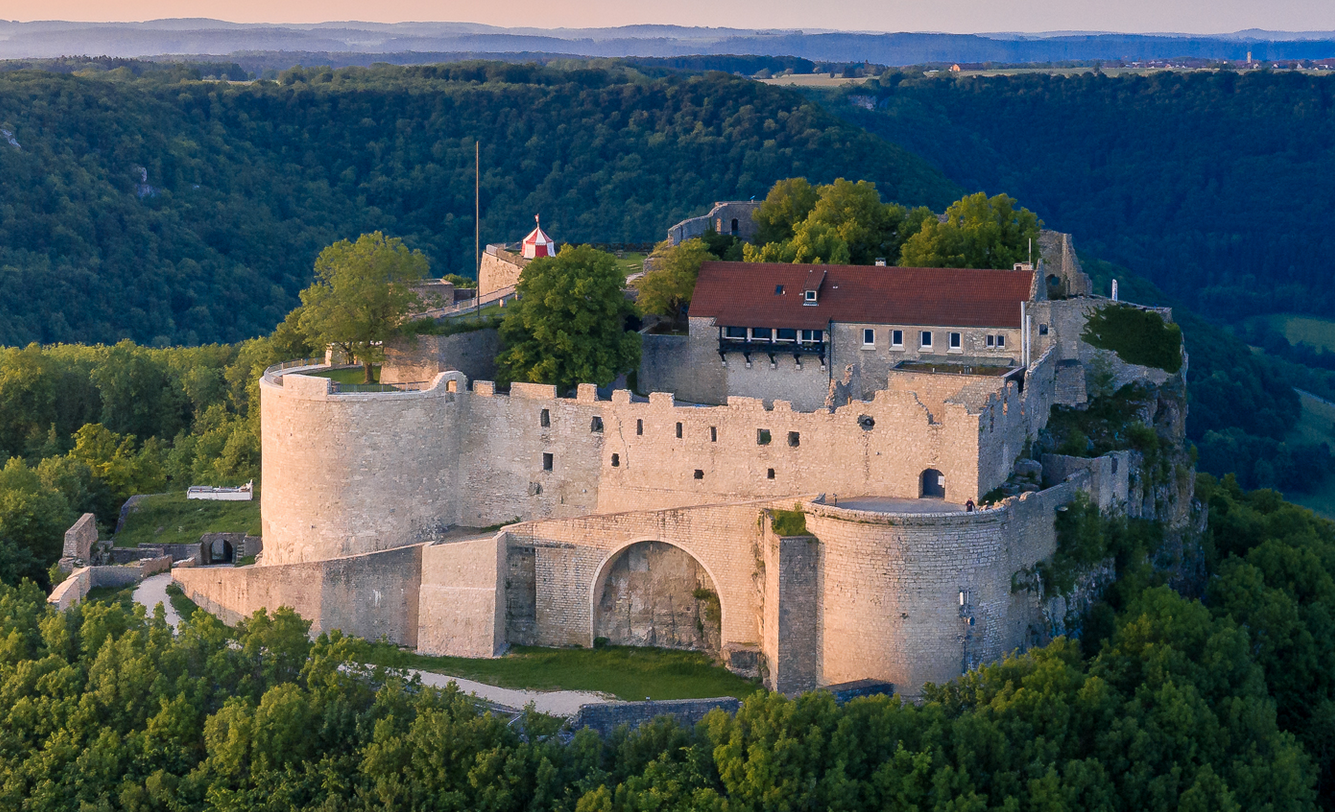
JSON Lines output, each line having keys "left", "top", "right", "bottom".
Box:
{"left": 180, "top": 284, "right": 1189, "bottom": 699}
{"left": 258, "top": 351, "right": 1057, "bottom": 566}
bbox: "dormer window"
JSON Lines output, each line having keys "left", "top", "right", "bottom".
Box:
{"left": 804, "top": 289, "right": 817, "bottom": 303}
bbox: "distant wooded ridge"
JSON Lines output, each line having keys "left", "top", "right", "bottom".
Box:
{"left": 4, "top": 20, "right": 1335, "bottom": 64}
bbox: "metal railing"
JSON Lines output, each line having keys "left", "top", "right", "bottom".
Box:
{"left": 418, "top": 285, "right": 519, "bottom": 319}
{"left": 262, "top": 357, "right": 326, "bottom": 384}
{"left": 330, "top": 380, "right": 432, "bottom": 394}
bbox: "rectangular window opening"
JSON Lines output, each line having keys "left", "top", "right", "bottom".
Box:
{"left": 776, "top": 328, "right": 797, "bottom": 342}
{"left": 920, "top": 331, "right": 933, "bottom": 348}
{"left": 949, "top": 332, "right": 962, "bottom": 349}
{"left": 540, "top": 408, "right": 550, "bottom": 428}
{"left": 542, "top": 453, "right": 553, "bottom": 472}
{"left": 710, "top": 426, "right": 717, "bottom": 442}
{"left": 725, "top": 326, "right": 747, "bottom": 339}
{"left": 891, "top": 329, "right": 903, "bottom": 347}
{"left": 611, "top": 453, "right": 620, "bottom": 467}
{"left": 757, "top": 429, "right": 772, "bottom": 445}
{"left": 590, "top": 416, "right": 603, "bottom": 433}
{"left": 636, "top": 419, "right": 643, "bottom": 436}
{"left": 767, "top": 468, "right": 776, "bottom": 479}
{"left": 787, "top": 431, "right": 800, "bottom": 447}
{"left": 676, "top": 422, "right": 683, "bottom": 439}
{"left": 693, "top": 469, "right": 704, "bottom": 480}
{"left": 997, "top": 334, "right": 1007, "bottom": 347}
{"left": 863, "top": 328, "right": 875, "bottom": 346}
{"left": 775, "top": 284, "right": 784, "bottom": 295}
{"left": 986, "top": 335, "right": 995, "bottom": 347}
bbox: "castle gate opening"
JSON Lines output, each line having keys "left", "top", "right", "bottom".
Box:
{"left": 593, "top": 541, "right": 722, "bottom": 655}
{"left": 921, "top": 468, "right": 945, "bottom": 499}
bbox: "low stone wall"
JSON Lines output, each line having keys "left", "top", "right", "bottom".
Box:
{"left": 570, "top": 697, "right": 742, "bottom": 736}
{"left": 46, "top": 556, "right": 172, "bottom": 611}
{"left": 173, "top": 544, "right": 424, "bottom": 644}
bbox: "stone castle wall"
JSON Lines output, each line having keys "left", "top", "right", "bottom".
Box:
{"left": 802, "top": 477, "right": 1079, "bottom": 696}
{"left": 479, "top": 246, "right": 526, "bottom": 297}
{"left": 667, "top": 201, "right": 762, "bottom": 245}
{"left": 174, "top": 544, "right": 423, "bottom": 645}
{"left": 259, "top": 359, "right": 1018, "bottom": 564}
{"left": 381, "top": 329, "right": 501, "bottom": 385}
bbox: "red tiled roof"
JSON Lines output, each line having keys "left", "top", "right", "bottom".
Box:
{"left": 689, "top": 262, "right": 1035, "bottom": 330}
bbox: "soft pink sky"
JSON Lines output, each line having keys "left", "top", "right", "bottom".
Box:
{"left": 3, "top": 0, "right": 1333, "bottom": 34}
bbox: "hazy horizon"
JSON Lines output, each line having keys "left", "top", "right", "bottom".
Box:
{"left": 2, "top": 1, "right": 1334, "bottom": 36}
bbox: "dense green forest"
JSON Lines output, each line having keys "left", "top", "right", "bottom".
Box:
{"left": 0, "top": 333, "right": 306, "bottom": 587}
{"left": 836, "top": 70, "right": 1335, "bottom": 323}
{"left": 0, "top": 479, "right": 1331, "bottom": 809}
{"left": 0, "top": 61, "right": 955, "bottom": 347}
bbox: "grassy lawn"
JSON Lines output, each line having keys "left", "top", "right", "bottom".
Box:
{"left": 613, "top": 252, "right": 646, "bottom": 278}
{"left": 1249, "top": 314, "right": 1335, "bottom": 353}
{"left": 116, "top": 491, "right": 261, "bottom": 548}
{"left": 83, "top": 585, "right": 135, "bottom": 609}
{"left": 1285, "top": 391, "right": 1335, "bottom": 520}
{"left": 310, "top": 365, "right": 378, "bottom": 384}
{"left": 363, "top": 643, "right": 761, "bottom": 701}
{"left": 165, "top": 582, "right": 201, "bottom": 620}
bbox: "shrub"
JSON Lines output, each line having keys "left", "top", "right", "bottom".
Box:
{"left": 1082, "top": 304, "right": 1183, "bottom": 373}
{"left": 770, "top": 508, "right": 808, "bottom": 536}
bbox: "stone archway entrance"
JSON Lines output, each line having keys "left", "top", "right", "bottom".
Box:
{"left": 594, "top": 541, "right": 721, "bottom": 655}
{"left": 921, "top": 468, "right": 946, "bottom": 499}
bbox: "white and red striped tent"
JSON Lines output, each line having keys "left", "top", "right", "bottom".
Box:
{"left": 522, "top": 216, "right": 556, "bottom": 259}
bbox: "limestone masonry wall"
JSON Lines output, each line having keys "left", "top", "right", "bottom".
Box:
{"left": 174, "top": 544, "right": 423, "bottom": 646}
{"left": 63, "top": 513, "right": 96, "bottom": 561}
{"left": 382, "top": 329, "right": 501, "bottom": 385}
{"left": 803, "top": 479, "right": 1078, "bottom": 696}
{"left": 479, "top": 246, "right": 526, "bottom": 297}
{"left": 417, "top": 535, "right": 506, "bottom": 657}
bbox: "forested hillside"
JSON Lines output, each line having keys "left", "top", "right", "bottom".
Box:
{"left": 0, "top": 61, "right": 956, "bottom": 346}
{"left": 837, "top": 70, "right": 1335, "bottom": 322}
{"left": 0, "top": 479, "right": 1330, "bottom": 809}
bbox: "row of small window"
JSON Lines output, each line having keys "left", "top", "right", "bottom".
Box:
{"left": 631, "top": 419, "right": 799, "bottom": 448}
{"left": 723, "top": 327, "right": 824, "bottom": 343}
{"left": 609, "top": 454, "right": 780, "bottom": 481}
{"left": 861, "top": 329, "right": 1005, "bottom": 350}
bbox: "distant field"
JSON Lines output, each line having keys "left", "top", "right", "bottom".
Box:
{"left": 1248, "top": 314, "right": 1335, "bottom": 353}
{"left": 760, "top": 74, "right": 872, "bottom": 87}
{"left": 116, "top": 491, "right": 261, "bottom": 548}
{"left": 1285, "top": 390, "right": 1335, "bottom": 520}
{"left": 365, "top": 643, "right": 760, "bottom": 701}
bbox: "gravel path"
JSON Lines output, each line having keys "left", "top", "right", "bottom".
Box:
{"left": 132, "top": 573, "right": 183, "bottom": 629}
{"left": 409, "top": 669, "right": 610, "bottom": 717}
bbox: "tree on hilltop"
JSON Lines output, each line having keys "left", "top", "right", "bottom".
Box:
{"left": 744, "top": 177, "right": 934, "bottom": 265}
{"left": 496, "top": 245, "right": 641, "bottom": 393}
{"left": 899, "top": 192, "right": 1041, "bottom": 269}
{"left": 297, "top": 232, "right": 430, "bottom": 383}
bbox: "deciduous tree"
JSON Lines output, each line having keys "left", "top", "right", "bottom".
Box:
{"left": 497, "top": 245, "right": 641, "bottom": 393}
{"left": 297, "top": 232, "right": 430, "bottom": 383}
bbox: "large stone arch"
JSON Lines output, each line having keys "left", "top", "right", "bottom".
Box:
{"left": 590, "top": 539, "right": 723, "bottom": 655}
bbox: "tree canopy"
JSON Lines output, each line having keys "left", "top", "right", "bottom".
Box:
{"left": 496, "top": 246, "right": 641, "bottom": 393}
{"left": 899, "top": 191, "right": 1041, "bottom": 269}
{"left": 297, "top": 232, "right": 430, "bottom": 383}
{"left": 0, "top": 62, "right": 956, "bottom": 347}
{"left": 742, "top": 179, "right": 1031, "bottom": 268}
{"left": 1, "top": 476, "right": 1333, "bottom": 808}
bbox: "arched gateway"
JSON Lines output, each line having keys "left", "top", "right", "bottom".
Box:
{"left": 592, "top": 540, "right": 722, "bottom": 655}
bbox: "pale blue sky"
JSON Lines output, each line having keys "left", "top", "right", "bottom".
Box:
{"left": 4, "top": 0, "right": 1333, "bottom": 34}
